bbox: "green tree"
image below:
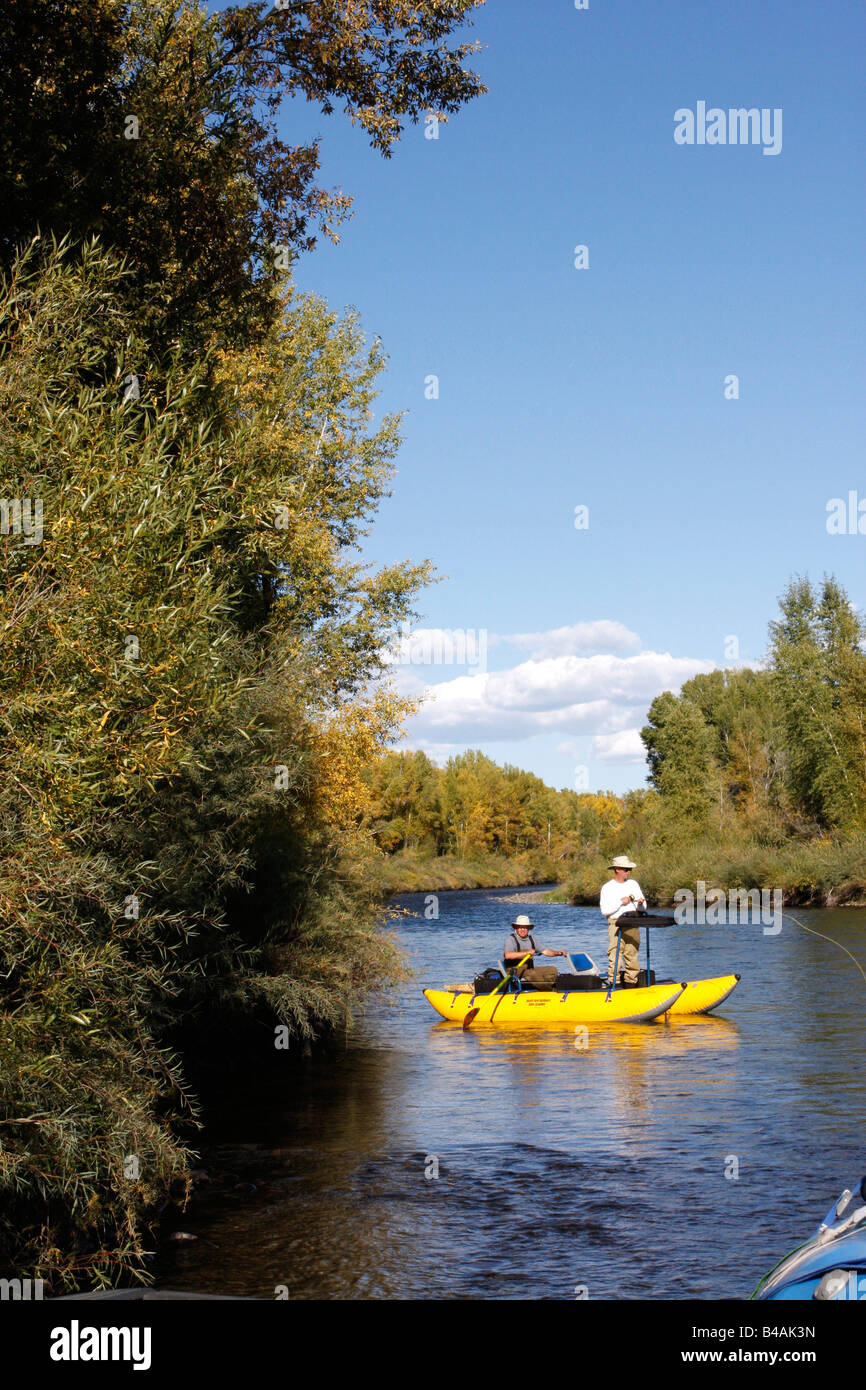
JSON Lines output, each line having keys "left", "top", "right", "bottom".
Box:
{"left": 678, "top": 667, "right": 784, "bottom": 830}
{"left": 365, "top": 749, "right": 442, "bottom": 852}
{"left": 0, "top": 0, "right": 486, "bottom": 354}
{"left": 769, "top": 576, "right": 866, "bottom": 830}
{"left": 0, "top": 239, "right": 423, "bottom": 1284}
{"left": 641, "top": 691, "right": 718, "bottom": 833}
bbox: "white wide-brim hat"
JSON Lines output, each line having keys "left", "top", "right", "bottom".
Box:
{"left": 512, "top": 913, "right": 535, "bottom": 928}
{"left": 609, "top": 855, "right": 636, "bottom": 871}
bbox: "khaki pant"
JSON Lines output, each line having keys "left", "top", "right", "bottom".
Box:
{"left": 522, "top": 965, "right": 558, "bottom": 986}
{"left": 608, "top": 916, "right": 640, "bottom": 984}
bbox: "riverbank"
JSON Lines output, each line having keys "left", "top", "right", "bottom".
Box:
{"left": 373, "top": 850, "right": 562, "bottom": 896}
{"left": 372, "top": 837, "right": 866, "bottom": 909}
{"left": 561, "top": 837, "right": 866, "bottom": 910}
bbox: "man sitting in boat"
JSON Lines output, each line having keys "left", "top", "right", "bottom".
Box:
{"left": 599, "top": 856, "right": 646, "bottom": 986}
{"left": 504, "top": 914, "right": 567, "bottom": 986}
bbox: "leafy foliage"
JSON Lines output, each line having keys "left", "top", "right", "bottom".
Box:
{"left": 364, "top": 748, "right": 625, "bottom": 861}
{"left": 0, "top": 240, "right": 419, "bottom": 1284}
{"left": 0, "top": 0, "right": 486, "bottom": 353}
{"left": 769, "top": 576, "right": 866, "bottom": 831}
{"left": 0, "top": 0, "right": 486, "bottom": 1294}
{"left": 640, "top": 577, "right": 866, "bottom": 839}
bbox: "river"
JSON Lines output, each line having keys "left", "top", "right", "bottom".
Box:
{"left": 155, "top": 888, "right": 866, "bottom": 1300}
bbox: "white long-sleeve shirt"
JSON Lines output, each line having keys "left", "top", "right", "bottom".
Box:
{"left": 599, "top": 877, "right": 645, "bottom": 920}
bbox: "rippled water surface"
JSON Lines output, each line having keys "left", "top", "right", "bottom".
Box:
{"left": 156, "top": 890, "right": 866, "bottom": 1299}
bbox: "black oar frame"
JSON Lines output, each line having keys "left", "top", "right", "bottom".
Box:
{"left": 612, "top": 911, "right": 678, "bottom": 989}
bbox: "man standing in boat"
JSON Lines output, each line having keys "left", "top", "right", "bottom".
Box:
{"left": 503, "top": 914, "right": 567, "bottom": 986}
{"left": 600, "top": 856, "right": 646, "bottom": 986}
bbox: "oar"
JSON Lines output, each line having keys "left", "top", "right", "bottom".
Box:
{"left": 462, "top": 953, "right": 532, "bottom": 1030}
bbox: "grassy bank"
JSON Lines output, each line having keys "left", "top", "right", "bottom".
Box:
{"left": 372, "top": 850, "right": 562, "bottom": 896}
{"left": 562, "top": 837, "right": 866, "bottom": 909}
{"left": 370, "top": 838, "right": 866, "bottom": 908}
{"left": 373, "top": 838, "right": 866, "bottom": 909}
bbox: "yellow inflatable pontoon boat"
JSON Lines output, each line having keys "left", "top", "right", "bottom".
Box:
{"left": 424, "top": 911, "right": 741, "bottom": 1028}
{"left": 424, "top": 973, "right": 739, "bottom": 1027}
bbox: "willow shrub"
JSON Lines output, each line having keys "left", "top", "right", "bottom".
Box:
{"left": 0, "top": 240, "right": 418, "bottom": 1285}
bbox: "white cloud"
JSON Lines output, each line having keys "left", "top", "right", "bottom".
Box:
{"left": 382, "top": 621, "right": 721, "bottom": 792}
{"left": 395, "top": 737, "right": 464, "bottom": 767}
{"left": 388, "top": 667, "right": 429, "bottom": 699}
{"left": 381, "top": 619, "right": 639, "bottom": 673}
{"left": 381, "top": 626, "right": 489, "bottom": 671}
{"left": 591, "top": 729, "right": 648, "bottom": 764}
{"left": 405, "top": 649, "right": 716, "bottom": 743}
{"left": 504, "top": 620, "right": 641, "bottom": 658}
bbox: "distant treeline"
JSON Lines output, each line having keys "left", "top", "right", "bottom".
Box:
{"left": 642, "top": 575, "right": 866, "bottom": 840}
{"left": 364, "top": 749, "right": 620, "bottom": 860}
{"left": 370, "top": 576, "right": 866, "bottom": 906}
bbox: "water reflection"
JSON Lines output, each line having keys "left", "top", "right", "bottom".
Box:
{"left": 156, "top": 896, "right": 866, "bottom": 1300}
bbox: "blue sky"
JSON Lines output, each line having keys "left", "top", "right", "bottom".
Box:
{"left": 272, "top": 0, "right": 865, "bottom": 793}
